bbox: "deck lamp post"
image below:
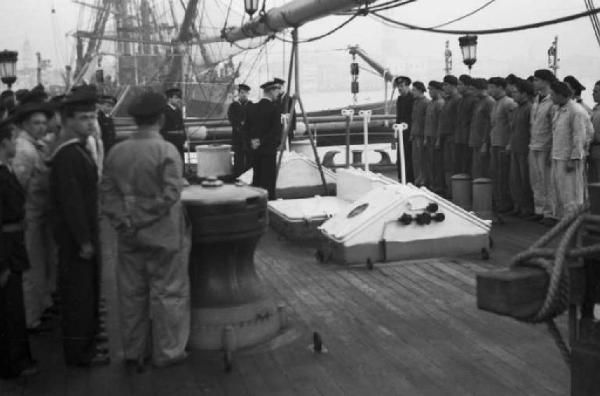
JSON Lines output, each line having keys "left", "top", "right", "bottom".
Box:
{"left": 458, "top": 35, "right": 478, "bottom": 72}
{"left": 0, "top": 50, "right": 18, "bottom": 89}
{"left": 244, "top": 0, "right": 260, "bottom": 17}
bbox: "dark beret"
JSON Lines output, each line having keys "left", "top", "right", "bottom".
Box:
{"left": 534, "top": 69, "right": 556, "bottom": 83}
{"left": 395, "top": 76, "right": 412, "bottom": 86}
{"left": 0, "top": 116, "right": 14, "bottom": 141}
{"left": 71, "top": 84, "right": 98, "bottom": 96}
{"left": 515, "top": 79, "right": 534, "bottom": 97}
{"left": 98, "top": 95, "right": 117, "bottom": 105}
{"left": 165, "top": 87, "right": 182, "bottom": 98}
{"left": 60, "top": 88, "right": 98, "bottom": 113}
{"left": 458, "top": 74, "right": 472, "bottom": 85}
{"left": 412, "top": 81, "right": 426, "bottom": 92}
{"left": 14, "top": 102, "right": 54, "bottom": 123}
{"left": 19, "top": 84, "right": 48, "bottom": 105}
{"left": 428, "top": 81, "right": 443, "bottom": 90}
{"left": 15, "top": 89, "right": 29, "bottom": 103}
{"left": 551, "top": 81, "right": 573, "bottom": 98}
{"left": 128, "top": 92, "right": 167, "bottom": 118}
{"left": 563, "top": 75, "right": 585, "bottom": 94}
{"left": 527, "top": 75, "right": 535, "bottom": 83}
{"left": 488, "top": 77, "right": 506, "bottom": 88}
{"left": 260, "top": 80, "right": 277, "bottom": 90}
{"left": 505, "top": 74, "right": 520, "bottom": 85}
{"left": 273, "top": 78, "right": 285, "bottom": 85}
{"left": 472, "top": 78, "right": 488, "bottom": 90}
{"left": 0, "top": 90, "right": 14, "bottom": 100}
{"left": 238, "top": 83, "right": 251, "bottom": 92}
{"left": 443, "top": 75, "right": 458, "bottom": 86}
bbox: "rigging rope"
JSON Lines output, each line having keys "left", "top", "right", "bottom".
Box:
{"left": 584, "top": 0, "right": 600, "bottom": 49}
{"left": 370, "top": 7, "right": 600, "bottom": 35}
{"left": 430, "top": 0, "right": 497, "bottom": 29}
{"left": 273, "top": 13, "right": 359, "bottom": 44}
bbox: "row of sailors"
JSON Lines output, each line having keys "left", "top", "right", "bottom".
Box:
{"left": 0, "top": 85, "right": 196, "bottom": 378}
{"left": 395, "top": 70, "right": 595, "bottom": 226}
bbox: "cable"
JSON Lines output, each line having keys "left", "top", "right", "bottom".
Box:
{"left": 584, "top": 0, "right": 600, "bottom": 48}
{"left": 273, "top": 13, "right": 359, "bottom": 43}
{"left": 337, "top": 0, "right": 415, "bottom": 15}
{"left": 370, "top": 7, "right": 600, "bottom": 35}
{"left": 430, "top": 0, "right": 496, "bottom": 29}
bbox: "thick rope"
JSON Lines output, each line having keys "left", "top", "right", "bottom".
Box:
{"left": 509, "top": 205, "right": 599, "bottom": 367}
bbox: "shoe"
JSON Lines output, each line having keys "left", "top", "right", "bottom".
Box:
{"left": 77, "top": 352, "right": 110, "bottom": 368}
{"left": 524, "top": 214, "right": 543, "bottom": 221}
{"left": 19, "top": 363, "right": 39, "bottom": 378}
{"left": 27, "top": 322, "right": 52, "bottom": 335}
{"left": 539, "top": 217, "right": 558, "bottom": 227}
{"left": 153, "top": 352, "right": 188, "bottom": 368}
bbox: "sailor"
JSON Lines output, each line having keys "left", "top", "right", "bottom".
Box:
{"left": 12, "top": 99, "right": 55, "bottom": 331}
{"left": 468, "top": 78, "right": 495, "bottom": 179}
{"left": 564, "top": 75, "right": 592, "bottom": 114}
{"left": 100, "top": 92, "right": 190, "bottom": 368}
{"left": 529, "top": 69, "right": 556, "bottom": 225}
{"left": 395, "top": 76, "right": 414, "bottom": 183}
{"left": 423, "top": 81, "right": 444, "bottom": 189}
{"left": 409, "top": 81, "right": 429, "bottom": 186}
{"left": 227, "top": 83, "right": 253, "bottom": 177}
{"left": 49, "top": 90, "right": 109, "bottom": 367}
{"left": 505, "top": 74, "right": 520, "bottom": 98}
{"left": 0, "top": 117, "right": 38, "bottom": 379}
{"left": 437, "top": 75, "right": 460, "bottom": 194}
{"left": 161, "top": 87, "right": 188, "bottom": 168}
{"left": 455, "top": 75, "right": 477, "bottom": 175}
{"left": 273, "top": 77, "right": 295, "bottom": 143}
{"left": 97, "top": 95, "right": 117, "bottom": 155}
{"left": 248, "top": 80, "right": 282, "bottom": 200}
{"left": 488, "top": 76, "right": 517, "bottom": 214}
{"left": 589, "top": 81, "right": 600, "bottom": 182}
{"left": 549, "top": 81, "right": 587, "bottom": 219}
{"left": 508, "top": 78, "right": 535, "bottom": 218}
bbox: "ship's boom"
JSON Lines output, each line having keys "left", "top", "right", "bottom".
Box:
{"left": 348, "top": 45, "right": 395, "bottom": 82}
{"left": 205, "top": 0, "right": 380, "bottom": 43}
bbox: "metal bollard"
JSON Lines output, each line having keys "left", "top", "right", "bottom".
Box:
{"left": 359, "top": 110, "right": 372, "bottom": 171}
{"left": 392, "top": 123, "right": 408, "bottom": 184}
{"left": 451, "top": 174, "right": 473, "bottom": 211}
{"left": 472, "top": 178, "right": 493, "bottom": 220}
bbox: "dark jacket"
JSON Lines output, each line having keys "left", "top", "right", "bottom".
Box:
{"left": 49, "top": 140, "right": 99, "bottom": 248}
{"left": 469, "top": 94, "right": 495, "bottom": 148}
{"left": 246, "top": 98, "right": 281, "bottom": 155}
{"left": 227, "top": 99, "right": 252, "bottom": 149}
{"left": 161, "top": 105, "right": 185, "bottom": 133}
{"left": 396, "top": 92, "right": 414, "bottom": 133}
{"left": 97, "top": 110, "right": 116, "bottom": 154}
{"left": 0, "top": 164, "right": 28, "bottom": 273}
{"left": 456, "top": 93, "right": 478, "bottom": 144}
{"left": 438, "top": 93, "right": 461, "bottom": 138}
{"left": 510, "top": 101, "right": 533, "bottom": 154}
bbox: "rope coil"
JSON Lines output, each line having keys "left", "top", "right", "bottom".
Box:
{"left": 509, "top": 205, "right": 600, "bottom": 366}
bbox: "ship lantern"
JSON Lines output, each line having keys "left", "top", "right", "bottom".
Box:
{"left": 0, "top": 50, "right": 18, "bottom": 89}
{"left": 244, "top": 0, "right": 260, "bottom": 17}
{"left": 458, "top": 35, "right": 478, "bottom": 71}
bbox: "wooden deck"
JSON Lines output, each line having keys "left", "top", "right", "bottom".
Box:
{"left": 1, "top": 214, "right": 570, "bottom": 396}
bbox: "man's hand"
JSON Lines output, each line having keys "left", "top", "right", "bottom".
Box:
{"left": 251, "top": 139, "right": 260, "bottom": 150}
{"left": 505, "top": 144, "right": 512, "bottom": 152}
{"left": 435, "top": 138, "right": 441, "bottom": 149}
{"left": 183, "top": 140, "right": 190, "bottom": 150}
{"left": 0, "top": 269, "right": 10, "bottom": 288}
{"left": 79, "top": 242, "right": 95, "bottom": 260}
{"left": 566, "top": 159, "right": 578, "bottom": 173}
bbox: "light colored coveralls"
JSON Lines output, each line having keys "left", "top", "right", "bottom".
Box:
{"left": 13, "top": 130, "right": 55, "bottom": 328}
{"left": 589, "top": 104, "right": 600, "bottom": 182}
{"left": 551, "top": 99, "right": 587, "bottom": 219}
{"left": 100, "top": 129, "right": 190, "bottom": 365}
{"left": 529, "top": 94, "right": 556, "bottom": 218}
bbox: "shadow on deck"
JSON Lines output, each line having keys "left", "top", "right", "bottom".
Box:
{"left": 1, "top": 215, "right": 569, "bottom": 396}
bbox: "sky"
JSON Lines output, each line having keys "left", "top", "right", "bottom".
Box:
{"left": 0, "top": 0, "right": 599, "bottom": 104}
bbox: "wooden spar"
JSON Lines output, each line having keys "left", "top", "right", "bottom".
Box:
{"left": 202, "top": 0, "right": 380, "bottom": 44}
{"left": 348, "top": 45, "right": 394, "bottom": 82}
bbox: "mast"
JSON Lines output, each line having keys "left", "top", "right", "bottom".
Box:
{"left": 75, "top": 0, "right": 112, "bottom": 76}
{"left": 166, "top": 0, "right": 200, "bottom": 84}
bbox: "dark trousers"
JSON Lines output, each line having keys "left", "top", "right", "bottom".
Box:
{"left": 165, "top": 132, "right": 187, "bottom": 173}
{"left": 401, "top": 135, "right": 414, "bottom": 183}
{"left": 454, "top": 143, "right": 472, "bottom": 175}
{"left": 0, "top": 270, "right": 34, "bottom": 378}
{"left": 442, "top": 136, "right": 454, "bottom": 194}
{"left": 490, "top": 146, "right": 513, "bottom": 212}
{"left": 423, "top": 137, "right": 435, "bottom": 188}
{"left": 233, "top": 147, "right": 252, "bottom": 178}
{"left": 252, "top": 153, "right": 277, "bottom": 200}
{"left": 471, "top": 146, "right": 490, "bottom": 179}
{"left": 57, "top": 236, "right": 100, "bottom": 365}
{"left": 510, "top": 151, "right": 534, "bottom": 215}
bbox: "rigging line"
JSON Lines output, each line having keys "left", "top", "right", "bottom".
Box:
{"left": 223, "top": 0, "right": 233, "bottom": 28}
{"left": 370, "top": 7, "right": 600, "bottom": 35}
{"left": 336, "top": 0, "right": 415, "bottom": 15}
{"left": 584, "top": 0, "right": 600, "bottom": 46}
{"left": 430, "top": 0, "right": 496, "bottom": 28}
{"left": 241, "top": 45, "right": 267, "bottom": 83}
{"left": 273, "top": 13, "right": 359, "bottom": 44}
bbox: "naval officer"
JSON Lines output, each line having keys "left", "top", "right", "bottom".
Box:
{"left": 227, "top": 83, "right": 253, "bottom": 176}
{"left": 160, "top": 87, "right": 187, "bottom": 168}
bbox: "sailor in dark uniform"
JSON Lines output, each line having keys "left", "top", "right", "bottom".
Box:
{"left": 227, "top": 83, "right": 253, "bottom": 176}
{"left": 160, "top": 87, "right": 187, "bottom": 167}
{"left": 49, "top": 90, "right": 109, "bottom": 367}
{"left": 97, "top": 95, "right": 117, "bottom": 155}
{"left": 395, "top": 76, "right": 414, "bottom": 183}
{"left": 273, "top": 77, "right": 295, "bottom": 144}
{"left": 0, "top": 117, "right": 38, "bottom": 379}
{"left": 247, "top": 80, "right": 282, "bottom": 200}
